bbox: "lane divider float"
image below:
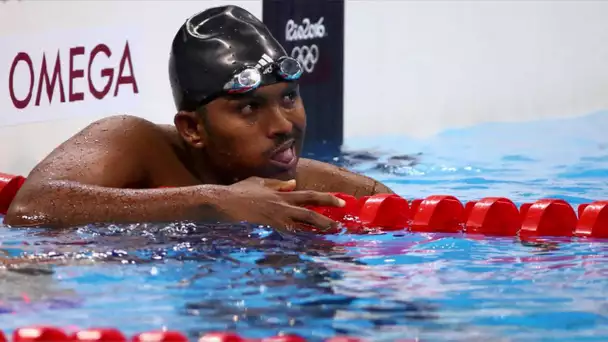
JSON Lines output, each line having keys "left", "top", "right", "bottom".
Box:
{"left": 1, "top": 326, "right": 396, "bottom": 342}
{"left": 1, "top": 172, "right": 606, "bottom": 238}
{"left": 306, "top": 193, "right": 608, "bottom": 238}
{"left": 0, "top": 173, "right": 25, "bottom": 216}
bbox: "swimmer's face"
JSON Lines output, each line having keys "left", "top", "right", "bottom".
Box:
{"left": 177, "top": 82, "right": 306, "bottom": 183}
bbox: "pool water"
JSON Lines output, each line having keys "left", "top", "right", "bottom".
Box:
{"left": 1, "top": 112, "right": 608, "bottom": 341}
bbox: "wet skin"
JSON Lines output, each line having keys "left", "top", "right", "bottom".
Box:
{"left": 5, "top": 82, "right": 394, "bottom": 229}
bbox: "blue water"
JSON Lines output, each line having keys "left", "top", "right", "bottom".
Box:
{"left": 1, "top": 112, "right": 608, "bottom": 341}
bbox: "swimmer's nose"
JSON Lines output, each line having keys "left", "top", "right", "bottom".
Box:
{"left": 266, "top": 107, "right": 293, "bottom": 138}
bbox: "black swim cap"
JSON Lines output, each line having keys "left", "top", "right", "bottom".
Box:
{"left": 169, "top": 5, "right": 289, "bottom": 111}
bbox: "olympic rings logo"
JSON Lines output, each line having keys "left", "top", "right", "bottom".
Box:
{"left": 290, "top": 44, "right": 320, "bottom": 74}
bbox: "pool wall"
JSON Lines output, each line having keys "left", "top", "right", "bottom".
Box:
{"left": 1, "top": 0, "right": 608, "bottom": 175}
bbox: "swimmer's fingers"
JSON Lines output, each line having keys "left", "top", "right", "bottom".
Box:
{"left": 287, "top": 206, "right": 339, "bottom": 231}
{"left": 281, "top": 191, "right": 346, "bottom": 207}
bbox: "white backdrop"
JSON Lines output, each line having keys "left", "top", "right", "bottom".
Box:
{"left": 1, "top": 0, "right": 608, "bottom": 175}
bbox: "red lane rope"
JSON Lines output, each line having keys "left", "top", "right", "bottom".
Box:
{"left": 1, "top": 172, "right": 607, "bottom": 238}
{"left": 3, "top": 326, "right": 411, "bottom": 342}
{"left": 0, "top": 173, "right": 25, "bottom": 215}
{"left": 307, "top": 192, "right": 608, "bottom": 238}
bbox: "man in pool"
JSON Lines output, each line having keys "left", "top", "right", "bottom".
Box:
{"left": 4, "top": 5, "right": 394, "bottom": 230}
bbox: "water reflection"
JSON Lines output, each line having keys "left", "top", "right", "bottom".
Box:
{"left": 4, "top": 216, "right": 600, "bottom": 341}
{"left": 0, "top": 219, "right": 444, "bottom": 340}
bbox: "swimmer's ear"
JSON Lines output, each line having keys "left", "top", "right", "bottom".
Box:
{"left": 174, "top": 111, "right": 207, "bottom": 148}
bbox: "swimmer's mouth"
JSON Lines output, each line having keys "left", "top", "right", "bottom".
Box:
{"left": 269, "top": 140, "right": 297, "bottom": 169}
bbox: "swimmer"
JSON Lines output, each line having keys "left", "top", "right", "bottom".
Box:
{"left": 4, "top": 5, "right": 394, "bottom": 230}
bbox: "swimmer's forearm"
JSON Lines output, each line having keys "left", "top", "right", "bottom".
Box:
{"left": 4, "top": 180, "right": 229, "bottom": 228}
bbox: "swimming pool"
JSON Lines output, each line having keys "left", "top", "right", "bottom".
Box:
{"left": 1, "top": 112, "right": 607, "bottom": 341}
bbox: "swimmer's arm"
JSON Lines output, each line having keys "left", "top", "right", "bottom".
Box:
{"left": 6, "top": 181, "right": 230, "bottom": 228}
{"left": 295, "top": 158, "right": 395, "bottom": 198}
{"left": 4, "top": 115, "right": 228, "bottom": 228}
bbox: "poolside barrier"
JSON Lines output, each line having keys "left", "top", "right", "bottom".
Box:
{"left": 1, "top": 172, "right": 606, "bottom": 238}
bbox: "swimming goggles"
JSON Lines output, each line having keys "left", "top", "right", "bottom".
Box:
{"left": 222, "top": 56, "right": 303, "bottom": 94}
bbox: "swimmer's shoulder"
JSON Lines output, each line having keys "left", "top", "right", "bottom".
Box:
{"left": 52, "top": 114, "right": 182, "bottom": 171}
{"left": 81, "top": 114, "right": 166, "bottom": 137}
{"left": 75, "top": 114, "right": 179, "bottom": 148}
{"left": 26, "top": 115, "right": 179, "bottom": 185}
{"left": 296, "top": 158, "right": 394, "bottom": 197}
{"left": 67, "top": 114, "right": 193, "bottom": 185}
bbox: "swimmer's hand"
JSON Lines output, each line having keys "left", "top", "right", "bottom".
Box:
{"left": 221, "top": 177, "right": 346, "bottom": 232}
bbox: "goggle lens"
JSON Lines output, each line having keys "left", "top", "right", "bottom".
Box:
{"left": 278, "top": 57, "right": 303, "bottom": 80}
{"left": 224, "top": 57, "right": 303, "bottom": 94}
{"left": 238, "top": 68, "right": 261, "bottom": 88}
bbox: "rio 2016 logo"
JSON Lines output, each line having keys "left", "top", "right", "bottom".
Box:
{"left": 285, "top": 17, "right": 326, "bottom": 74}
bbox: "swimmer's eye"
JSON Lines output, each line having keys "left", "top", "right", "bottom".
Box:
{"left": 281, "top": 90, "right": 298, "bottom": 108}
{"left": 238, "top": 101, "right": 261, "bottom": 116}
